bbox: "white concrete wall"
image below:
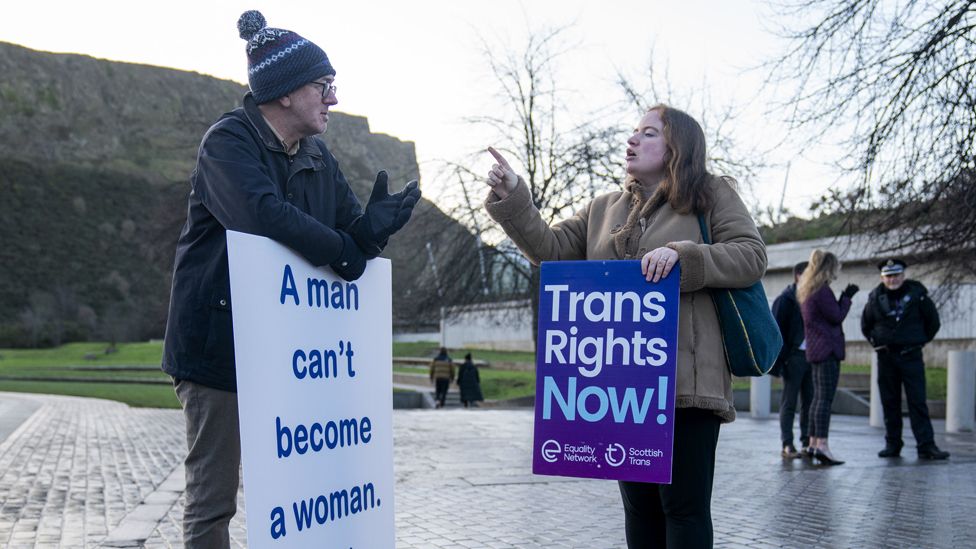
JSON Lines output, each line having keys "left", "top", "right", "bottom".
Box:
{"left": 441, "top": 300, "right": 534, "bottom": 351}
{"left": 765, "top": 241, "right": 976, "bottom": 366}
{"left": 392, "top": 332, "right": 440, "bottom": 343}
{"left": 438, "top": 239, "right": 976, "bottom": 360}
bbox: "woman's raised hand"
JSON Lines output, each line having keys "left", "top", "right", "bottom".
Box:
{"left": 641, "top": 247, "right": 679, "bottom": 283}
{"left": 486, "top": 147, "right": 519, "bottom": 199}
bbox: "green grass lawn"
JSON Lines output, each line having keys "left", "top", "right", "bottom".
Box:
{"left": 839, "top": 362, "right": 946, "bottom": 399}
{"left": 1, "top": 342, "right": 950, "bottom": 405}
{"left": 0, "top": 341, "right": 165, "bottom": 368}
{"left": 0, "top": 380, "right": 180, "bottom": 408}
{"left": 0, "top": 342, "right": 177, "bottom": 407}
{"left": 0, "top": 341, "right": 540, "bottom": 406}
{"left": 732, "top": 363, "right": 947, "bottom": 400}
{"left": 394, "top": 364, "right": 536, "bottom": 401}
{"left": 391, "top": 342, "right": 535, "bottom": 364}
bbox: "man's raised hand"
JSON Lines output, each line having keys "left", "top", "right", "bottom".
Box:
{"left": 361, "top": 170, "right": 421, "bottom": 246}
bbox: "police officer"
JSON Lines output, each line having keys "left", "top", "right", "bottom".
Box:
{"left": 861, "top": 258, "right": 949, "bottom": 460}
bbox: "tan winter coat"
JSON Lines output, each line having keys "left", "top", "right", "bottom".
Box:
{"left": 485, "top": 176, "right": 768, "bottom": 422}
{"left": 429, "top": 359, "right": 455, "bottom": 382}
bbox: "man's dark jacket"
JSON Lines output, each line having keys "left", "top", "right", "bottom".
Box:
{"left": 861, "top": 280, "right": 940, "bottom": 349}
{"left": 771, "top": 283, "right": 804, "bottom": 376}
{"left": 162, "top": 93, "right": 376, "bottom": 392}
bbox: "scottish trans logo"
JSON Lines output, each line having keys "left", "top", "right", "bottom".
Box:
{"left": 541, "top": 440, "right": 562, "bottom": 463}
{"left": 604, "top": 443, "right": 626, "bottom": 467}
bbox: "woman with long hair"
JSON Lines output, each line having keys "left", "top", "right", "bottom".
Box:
{"left": 483, "top": 105, "right": 767, "bottom": 548}
{"left": 797, "top": 249, "right": 859, "bottom": 465}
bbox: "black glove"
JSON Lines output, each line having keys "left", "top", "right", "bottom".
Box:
{"left": 356, "top": 171, "right": 421, "bottom": 250}
{"left": 841, "top": 283, "right": 859, "bottom": 299}
{"left": 330, "top": 231, "right": 368, "bottom": 281}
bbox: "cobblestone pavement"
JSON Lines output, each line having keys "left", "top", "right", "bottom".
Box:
{"left": 1, "top": 391, "right": 975, "bottom": 548}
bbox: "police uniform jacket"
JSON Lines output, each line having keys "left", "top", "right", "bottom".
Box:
{"left": 861, "top": 280, "right": 940, "bottom": 349}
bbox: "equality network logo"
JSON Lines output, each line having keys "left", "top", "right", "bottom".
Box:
{"left": 541, "top": 440, "right": 562, "bottom": 463}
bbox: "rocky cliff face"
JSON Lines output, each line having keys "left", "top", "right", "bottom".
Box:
{"left": 0, "top": 42, "right": 475, "bottom": 345}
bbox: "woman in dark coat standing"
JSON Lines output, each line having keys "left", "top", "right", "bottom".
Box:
{"left": 798, "top": 249, "right": 859, "bottom": 465}
{"left": 456, "top": 353, "right": 484, "bottom": 408}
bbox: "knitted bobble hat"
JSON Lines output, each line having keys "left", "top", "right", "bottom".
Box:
{"left": 237, "top": 10, "right": 335, "bottom": 104}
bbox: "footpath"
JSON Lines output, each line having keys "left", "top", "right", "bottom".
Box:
{"left": 0, "top": 391, "right": 974, "bottom": 548}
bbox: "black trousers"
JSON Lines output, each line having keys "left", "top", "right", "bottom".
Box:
{"left": 434, "top": 378, "right": 450, "bottom": 406}
{"left": 618, "top": 408, "right": 721, "bottom": 549}
{"left": 779, "top": 351, "right": 813, "bottom": 447}
{"left": 877, "top": 348, "right": 935, "bottom": 448}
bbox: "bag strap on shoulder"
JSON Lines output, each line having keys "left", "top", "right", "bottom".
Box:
{"left": 696, "top": 214, "right": 711, "bottom": 245}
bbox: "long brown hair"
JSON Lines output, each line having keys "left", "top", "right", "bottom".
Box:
{"left": 638, "top": 104, "right": 719, "bottom": 215}
{"left": 797, "top": 249, "right": 840, "bottom": 304}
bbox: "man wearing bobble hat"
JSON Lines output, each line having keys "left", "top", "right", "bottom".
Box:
{"left": 861, "top": 258, "right": 949, "bottom": 461}
{"left": 161, "top": 10, "right": 421, "bottom": 547}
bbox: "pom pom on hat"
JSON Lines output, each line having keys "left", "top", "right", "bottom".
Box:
{"left": 236, "top": 10, "right": 334, "bottom": 103}
{"left": 237, "top": 10, "right": 267, "bottom": 40}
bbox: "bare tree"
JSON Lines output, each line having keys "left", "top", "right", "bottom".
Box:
{"left": 440, "top": 26, "right": 626, "bottom": 343}
{"left": 766, "top": 0, "right": 976, "bottom": 279}
{"left": 439, "top": 29, "right": 772, "bottom": 345}
{"left": 616, "top": 51, "right": 771, "bottom": 192}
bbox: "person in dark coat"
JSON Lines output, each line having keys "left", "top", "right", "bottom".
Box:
{"left": 457, "top": 353, "right": 484, "bottom": 408}
{"left": 429, "top": 347, "right": 455, "bottom": 408}
{"left": 772, "top": 261, "right": 812, "bottom": 458}
{"left": 160, "top": 11, "right": 420, "bottom": 547}
{"left": 798, "top": 249, "right": 858, "bottom": 466}
{"left": 861, "top": 258, "right": 948, "bottom": 460}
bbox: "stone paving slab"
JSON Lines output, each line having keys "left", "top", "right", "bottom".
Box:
{"left": 1, "top": 391, "right": 975, "bottom": 548}
{"left": 0, "top": 392, "right": 185, "bottom": 548}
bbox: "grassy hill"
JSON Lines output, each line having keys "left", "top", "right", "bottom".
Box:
{"left": 0, "top": 42, "right": 479, "bottom": 346}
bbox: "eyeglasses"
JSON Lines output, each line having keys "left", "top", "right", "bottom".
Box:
{"left": 309, "top": 81, "right": 337, "bottom": 99}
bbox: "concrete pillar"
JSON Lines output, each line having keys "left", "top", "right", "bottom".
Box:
{"left": 750, "top": 375, "right": 771, "bottom": 418}
{"left": 869, "top": 352, "right": 883, "bottom": 427}
{"left": 946, "top": 350, "right": 976, "bottom": 433}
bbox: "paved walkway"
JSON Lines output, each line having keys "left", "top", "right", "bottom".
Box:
{"left": 1, "top": 391, "right": 975, "bottom": 548}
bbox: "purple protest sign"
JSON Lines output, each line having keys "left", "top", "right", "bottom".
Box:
{"left": 532, "top": 260, "right": 679, "bottom": 484}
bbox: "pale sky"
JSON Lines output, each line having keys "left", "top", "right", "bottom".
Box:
{"left": 4, "top": 0, "right": 845, "bottom": 218}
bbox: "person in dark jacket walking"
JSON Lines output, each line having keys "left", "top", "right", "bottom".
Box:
{"left": 430, "top": 348, "right": 455, "bottom": 408}
{"left": 798, "top": 249, "right": 857, "bottom": 466}
{"left": 457, "top": 353, "right": 484, "bottom": 408}
{"left": 772, "top": 261, "right": 812, "bottom": 458}
{"left": 861, "top": 258, "right": 948, "bottom": 460}
{"left": 161, "top": 11, "right": 420, "bottom": 548}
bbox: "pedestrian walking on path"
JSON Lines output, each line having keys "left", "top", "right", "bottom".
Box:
{"left": 483, "top": 104, "right": 767, "bottom": 549}
{"left": 430, "top": 347, "right": 455, "bottom": 408}
{"left": 457, "top": 353, "right": 484, "bottom": 408}
{"left": 861, "top": 258, "right": 948, "bottom": 460}
{"left": 160, "top": 10, "right": 419, "bottom": 548}
{"left": 798, "top": 249, "right": 857, "bottom": 466}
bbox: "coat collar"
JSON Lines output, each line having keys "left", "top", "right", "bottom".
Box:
{"left": 241, "top": 92, "right": 324, "bottom": 162}
{"left": 613, "top": 179, "right": 665, "bottom": 258}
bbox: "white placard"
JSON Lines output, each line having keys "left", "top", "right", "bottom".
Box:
{"left": 227, "top": 230, "right": 394, "bottom": 548}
